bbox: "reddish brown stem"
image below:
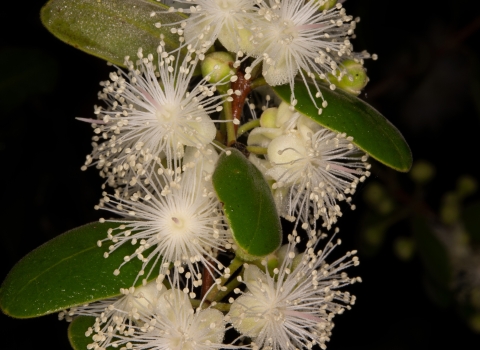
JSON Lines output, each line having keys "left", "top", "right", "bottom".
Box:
{"left": 231, "top": 71, "right": 252, "bottom": 135}
{"left": 201, "top": 263, "right": 214, "bottom": 301}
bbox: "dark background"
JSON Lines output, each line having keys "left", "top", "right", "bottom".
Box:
{"left": 1, "top": 0, "right": 480, "bottom": 349}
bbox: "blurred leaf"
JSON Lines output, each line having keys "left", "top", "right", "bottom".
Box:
{"left": 412, "top": 217, "right": 452, "bottom": 289}
{"left": 68, "top": 316, "right": 95, "bottom": 350}
{"left": 41, "top": 0, "right": 186, "bottom": 67}
{"left": 422, "top": 274, "right": 453, "bottom": 308}
{"left": 463, "top": 200, "right": 480, "bottom": 244}
{"left": 0, "top": 47, "right": 57, "bottom": 113}
{"left": 0, "top": 222, "right": 156, "bottom": 318}
{"left": 213, "top": 148, "right": 282, "bottom": 259}
{"left": 273, "top": 82, "right": 412, "bottom": 172}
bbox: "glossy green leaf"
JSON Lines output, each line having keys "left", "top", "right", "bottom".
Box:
{"left": 213, "top": 148, "right": 282, "bottom": 259}
{"left": 40, "top": 0, "right": 186, "bottom": 67}
{"left": 0, "top": 222, "right": 157, "bottom": 318}
{"left": 68, "top": 316, "right": 95, "bottom": 350}
{"left": 272, "top": 83, "right": 412, "bottom": 172}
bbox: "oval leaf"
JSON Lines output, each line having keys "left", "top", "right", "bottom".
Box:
{"left": 0, "top": 222, "right": 157, "bottom": 318}
{"left": 68, "top": 316, "right": 95, "bottom": 350}
{"left": 41, "top": 0, "right": 186, "bottom": 66}
{"left": 213, "top": 148, "right": 282, "bottom": 258}
{"left": 272, "top": 83, "right": 412, "bottom": 172}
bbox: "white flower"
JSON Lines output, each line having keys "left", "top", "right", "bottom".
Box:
{"left": 98, "top": 162, "right": 231, "bottom": 291}
{"left": 81, "top": 45, "right": 226, "bottom": 191}
{"left": 246, "top": 0, "right": 374, "bottom": 111}
{"left": 95, "top": 288, "right": 228, "bottom": 350}
{"left": 263, "top": 114, "right": 370, "bottom": 230}
{"left": 228, "top": 232, "right": 360, "bottom": 350}
{"left": 247, "top": 102, "right": 370, "bottom": 231}
{"left": 157, "top": 0, "right": 259, "bottom": 57}
{"left": 60, "top": 282, "right": 165, "bottom": 349}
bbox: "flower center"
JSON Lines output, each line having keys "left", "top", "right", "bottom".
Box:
{"left": 217, "top": 0, "right": 231, "bottom": 10}
{"left": 171, "top": 216, "right": 185, "bottom": 229}
{"left": 156, "top": 105, "right": 177, "bottom": 122}
{"left": 280, "top": 20, "right": 298, "bottom": 44}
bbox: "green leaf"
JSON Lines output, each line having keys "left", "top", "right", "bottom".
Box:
{"left": 40, "top": 0, "right": 186, "bottom": 67}
{"left": 0, "top": 222, "right": 156, "bottom": 318}
{"left": 68, "top": 316, "right": 95, "bottom": 350}
{"left": 212, "top": 148, "right": 282, "bottom": 259}
{"left": 272, "top": 83, "right": 412, "bottom": 172}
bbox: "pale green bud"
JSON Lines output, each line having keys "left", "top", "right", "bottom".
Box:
{"left": 410, "top": 160, "right": 435, "bottom": 184}
{"left": 393, "top": 237, "right": 415, "bottom": 261}
{"left": 330, "top": 59, "right": 369, "bottom": 95}
{"left": 440, "top": 192, "right": 460, "bottom": 225}
{"left": 316, "top": 0, "right": 337, "bottom": 11}
{"left": 469, "top": 313, "right": 480, "bottom": 333}
{"left": 201, "top": 51, "right": 236, "bottom": 84}
{"left": 456, "top": 175, "right": 477, "bottom": 198}
{"left": 260, "top": 107, "right": 278, "bottom": 128}
{"left": 276, "top": 101, "right": 295, "bottom": 127}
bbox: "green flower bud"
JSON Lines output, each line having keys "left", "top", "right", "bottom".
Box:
{"left": 394, "top": 237, "right": 415, "bottom": 261}
{"left": 201, "top": 51, "right": 236, "bottom": 84}
{"left": 259, "top": 107, "right": 278, "bottom": 128}
{"left": 440, "top": 192, "right": 460, "bottom": 224}
{"left": 410, "top": 160, "right": 435, "bottom": 184}
{"left": 329, "top": 59, "right": 369, "bottom": 95}
{"left": 456, "top": 175, "right": 477, "bottom": 198}
{"left": 469, "top": 313, "right": 480, "bottom": 333}
{"left": 316, "top": 0, "right": 337, "bottom": 11}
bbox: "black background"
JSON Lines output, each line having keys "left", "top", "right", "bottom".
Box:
{"left": 1, "top": 0, "right": 480, "bottom": 349}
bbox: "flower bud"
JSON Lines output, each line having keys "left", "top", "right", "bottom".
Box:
{"left": 260, "top": 107, "right": 278, "bottom": 128}
{"left": 276, "top": 101, "right": 295, "bottom": 127}
{"left": 456, "top": 175, "right": 477, "bottom": 198}
{"left": 410, "top": 160, "right": 435, "bottom": 184}
{"left": 329, "top": 59, "right": 369, "bottom": 95}
{"left": 316, "top": 0, "right": 337, "bottom": 11}
{"left": 201, "top": 51, "right": 236, "bottom": 84}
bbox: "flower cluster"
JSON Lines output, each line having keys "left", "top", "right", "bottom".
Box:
{"left": 157, "top": 0, "right": 375, "bottom": 111}
{"left": 67, "top": 1, "right": 376, "bottom": 349}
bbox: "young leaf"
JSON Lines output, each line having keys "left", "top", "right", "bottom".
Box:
{"left": 272, "top": 83, "right": 413, "bottom": 172}
{"left": 68, "top": 316, "right": 95, "bottom": 350}
{"left": 0, "top": 222, "right": 157, "bottom": 318}
{"left": 212, "top": 148, "right": 282, "bottom": 259}
{"left": 41, "top": 0, "right": 186, "bottom": 67}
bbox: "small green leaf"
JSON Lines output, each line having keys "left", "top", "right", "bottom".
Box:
{"left": 68, "top": 316, "right": 95, "bottom": 350}
{"left": 272, "top": 83, "right": 412, "bottom": 172}
{"left": 40, "top": 0, "right": 186, "bottom": 66}
{"left": 0, "top": 222, "right": 156, "bottom": 318}
{"left": 212, "top": 149, "right": 282, "bottom": 259}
